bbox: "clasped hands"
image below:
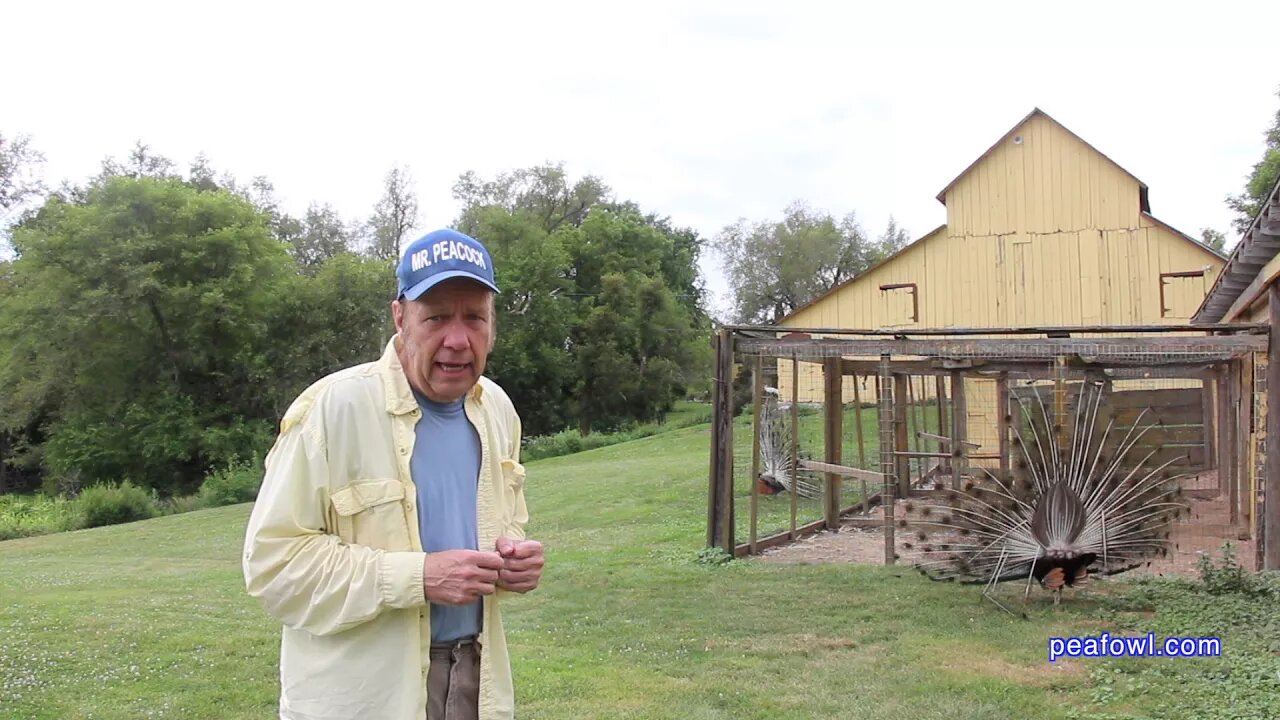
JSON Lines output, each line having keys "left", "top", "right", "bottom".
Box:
{"left": 423, "top": 537, "right": 544, "bottom": 606}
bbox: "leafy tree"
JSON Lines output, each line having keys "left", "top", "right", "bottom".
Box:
{"left": 95, "top": 141, "right": 178, "bottom": 183}
{"left": 564, "top": 209, "right": 706, "bottom": 433}
{"left": 0, "top": 176, "right": 294, "bottom": 493}
{"left": 1200, "top": 228, "right": 1228, "bottom": 253}
{"left": 453, "top": 163, "right": 608, "bottom": 233}
{"left": 290, "top": 202, "right": 354, "bottom": 271}
{"left": 0, "top": 143, "right": 447, "bottom": 496}
{"left": 876, "top": 216, "right": 911, "bottom": 259}
{"left": 713, "top": 201, "right": 904, "bottom": 324}
{"left": 188, "top": 153, "right": 220, "bottom": 192}
{"left": 454, "top": 165, "right": 712, "bottom": 435}
{"left": 461, "top": 207, "right": 576, "bottom": 435}
{"left": 267, "top": 252, "right": 394, "bottom": 417}
{"left": 366, "top": 165, "right": 419, "bottom": 262}
{"left": 0, "top": 132, "right": 46, "bottom": 217}
{"left": 1227, "top": 87, "right": 1280, "bottom": 234}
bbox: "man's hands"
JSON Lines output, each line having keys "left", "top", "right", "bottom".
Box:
{"left": 423, "top": 550, "right": 504, "bottom": 605}
{"left": 495, "top": 537, "right": 544, "bottom": 593}
{"left": 421, "top": 538, "right": 544, "bottom": 605}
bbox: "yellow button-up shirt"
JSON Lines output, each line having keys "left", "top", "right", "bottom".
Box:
{"left": 243, "top": 336, "right": 528, "bottom": 720}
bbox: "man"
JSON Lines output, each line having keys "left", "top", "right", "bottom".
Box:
{"left": 243, "top": 228, "right": 544, "bottom": 720}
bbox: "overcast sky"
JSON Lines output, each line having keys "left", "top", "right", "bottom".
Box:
{"left": 5, "top": 0, "right": 1278, "bottom": 318}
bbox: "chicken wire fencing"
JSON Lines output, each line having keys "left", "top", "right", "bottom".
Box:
{"left": 705, "top": 325, "right": 1275, "bottom": 578}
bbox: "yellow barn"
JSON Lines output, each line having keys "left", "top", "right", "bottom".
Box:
{"left": 775, "top": 108, "right": 1227, "bottom": 455}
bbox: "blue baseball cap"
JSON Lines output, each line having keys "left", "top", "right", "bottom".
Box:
{"left": 396, "top": 228, "right": 500, "bottom": 300}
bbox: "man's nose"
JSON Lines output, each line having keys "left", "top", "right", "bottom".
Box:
{"left": 441, "top": 321, "right": 470, "bottom": 350}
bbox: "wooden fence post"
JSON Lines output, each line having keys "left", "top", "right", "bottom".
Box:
{"left": 950, "top": 370, "right": 968, "bottom": 490}
{"left": 894, "top": 373, "right": 910, "bottom": 497}
{"left": 880, "top": 354, "right": 896, "bottom": 565}
{"left": 823, "top": 357, "right": 843, "bottom": 530}
{"left": 1265, "top": 288, "right": 1280, "bottom": 570}
{"left": 706, "top": 328, "right": 735, "bottom": 553}
{"left": 749, "top": 355, "right": 763, "bottom": 555}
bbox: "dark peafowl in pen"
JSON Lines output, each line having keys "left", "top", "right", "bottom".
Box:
{"left": 756, "top": 387, "right": 821, "bottom": 499}
{"left": 898, "top": 377, "right": 1191, "bottom": 609}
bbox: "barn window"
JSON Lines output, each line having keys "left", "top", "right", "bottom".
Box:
{"left": 1159, "top": 270, "right": 1208, "bottom": 318}
{"left": 880, "top": 283, "right": 918, "bottom": 324}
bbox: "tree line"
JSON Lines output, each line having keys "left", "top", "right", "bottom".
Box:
{"left": 2, "top": 86, "right": 1276, "bottom": 499}
{"left": 0, "top": 142, "right": 723, "bottom": 496}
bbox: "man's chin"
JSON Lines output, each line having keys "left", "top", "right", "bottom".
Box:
{"left": 424, "top": 376, "right": 475, "bottom": 403}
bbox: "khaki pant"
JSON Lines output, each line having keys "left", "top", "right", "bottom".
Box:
{"left": 427, "top": 639, "right": 480, "bottom": 720}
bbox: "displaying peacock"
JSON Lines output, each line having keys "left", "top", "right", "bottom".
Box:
{"left": 897, "top": 377, "right": 1191, "bottom": 611}
{"left": 756, "top": 387, "right": 822, "bottom": 499}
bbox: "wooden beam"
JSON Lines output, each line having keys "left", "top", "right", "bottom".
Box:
{"left": 889, "top": 451, "right": 1000, "bottom": 460}
{"left": 1231, "top": 362, "right": 1243, "bottom": 525}
{"left": 1221, "top": 264, "right": 1280, "bottom": 324}
{"left": 997, "top": 373, "right": 1011, "bottom": 481}
{"left": 800, "top": 460, "right": 886, "bottom": 482}
{"left": 951, "top": 370, "right": 969, "bottom": 491}
{"left": 906, "top": 374, "right": 920, "bottom": 481}
{"left": 894, "top": 374, "right": 910, "bottom": 497}
{"left": 749, "top": 355, "right": 763, "bottom": 555}
{"left": 852, "top": 374, "right": 867, "bottom": 471}
{"left": 879, "top": 355, "right": 895, "bottom": 565}
{"left": 1202, "top": 375, "right": 1216, "bottom": 470}
{"left": 790, "top": 356, "right": 799, "bottom": 541}
{"left": 707, "top": 328, "right": 735, "bottom": 552}
{"left": 916, "top": 431, "right": 980, "bottom": 449}
{"left": 1217, "top": 366, "right": 1232, "bottom": 503}
{"left": 731, "top": 323, "right": 1267, "bottom": 336}
{"left": 839, "top": 359, "right": 1229, "bottom": 378}
{"left": 738, "top": 335, "right": 1269, "bottom": 359}
{"left": 1240, "top": 355, "right": 1254, "bottom": 531}
{"left": 936, "top": 375, "right": 949, "bottom": 473}
{"left": 823, "top": 357, "right": 843, "bottom": 530}
{"left": 1266, "top": 286, "right": 1280, "bottom": 570}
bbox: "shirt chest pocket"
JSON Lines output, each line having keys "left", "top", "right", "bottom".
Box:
{"left": 329, "top": 479, "right": 414, "bottom": 551}
{"left": 499, "top": 459, "right": 528, "bottom": 532}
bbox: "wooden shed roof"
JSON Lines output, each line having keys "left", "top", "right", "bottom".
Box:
{"left": 1193, "top": 174, "right": 1280, "bottom": 323}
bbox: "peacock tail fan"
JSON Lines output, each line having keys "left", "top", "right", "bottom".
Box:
{"left": 897, "top": 378, "right": 1190, "bottom": 589}
{"left": 756, "top": 387, "right": 822, "bottom": 499}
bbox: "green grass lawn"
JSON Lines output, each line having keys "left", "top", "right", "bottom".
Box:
{"left": 1, "top": 420, "right": 1276, "bottom": 719}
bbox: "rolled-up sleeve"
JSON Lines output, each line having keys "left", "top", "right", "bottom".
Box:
{"left": 242, "top": 411, "right": 426, "bottom": 637}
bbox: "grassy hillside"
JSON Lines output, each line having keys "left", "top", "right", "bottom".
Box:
{"left": 1, "top": 422, "right": 1274, "bottom": 719}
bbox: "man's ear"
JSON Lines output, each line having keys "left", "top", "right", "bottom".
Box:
{"left": 391, "top": 299, "right": 405, "bottom": 333}
{"left": 488, "top": 294, "right": 498, "bottom": 351}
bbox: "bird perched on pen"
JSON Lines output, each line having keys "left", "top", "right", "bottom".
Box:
{"left": 897, "top": 377, "right": 1190, "bottom": 611}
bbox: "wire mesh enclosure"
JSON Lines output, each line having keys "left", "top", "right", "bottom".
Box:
{"left": 706, "top": 324, "right": 1276, "bottom": 579}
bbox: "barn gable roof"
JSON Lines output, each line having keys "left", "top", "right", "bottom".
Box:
{"left": 934, "top": 107, "right": 1151, "bottom": 214}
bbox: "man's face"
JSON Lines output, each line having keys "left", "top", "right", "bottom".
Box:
{"left": 392, "top": 278, "right": 495, "bottom": 403}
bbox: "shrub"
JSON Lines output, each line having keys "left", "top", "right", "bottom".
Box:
{"left": 160, "top": 494, "right": 203, "bottom": 516}
{"left": 521, "top": 406, "right": 713, "bottom": 462}
{"left": 1196, "top": 542, "right": 1279, "bottom": 597}
{"left": 198, "top": 463, "right": 263, "bottom": 508}
{"left": 0, "top": 494, "right": 83, "bottom": 540}
{"left": 76, "top": 481, "right": 159, "bottom": 529}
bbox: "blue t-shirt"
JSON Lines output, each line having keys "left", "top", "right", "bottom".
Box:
{"left": 411, "top": 390, "right": 482, "bottom": 643}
